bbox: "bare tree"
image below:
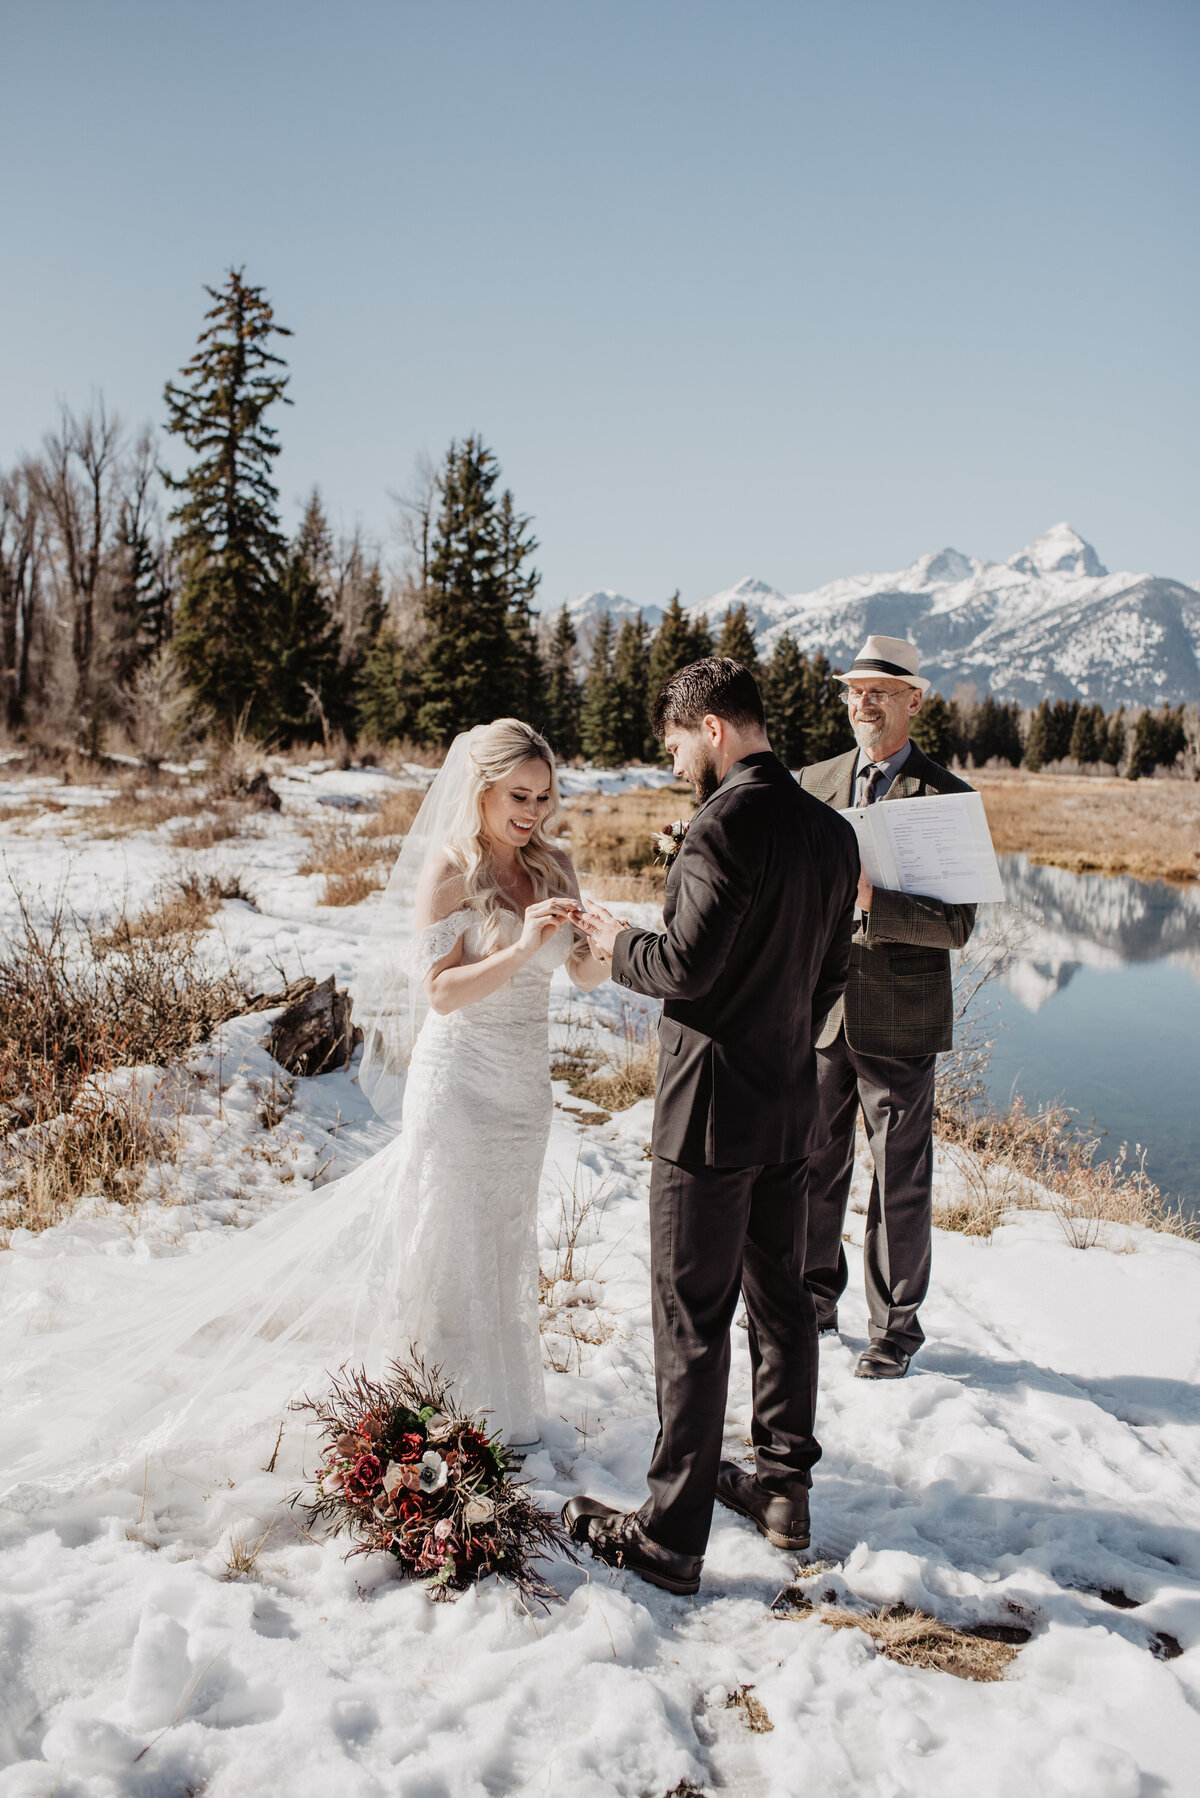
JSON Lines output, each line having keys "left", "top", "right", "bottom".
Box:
{"left": 390, "top": 450, "right": 439, "bottom": 594}
{"left": 0, "top": 463, "right": 50, "bottom": 733}
{"left": 36, "top": 399, "right": 123, "bottom": 715}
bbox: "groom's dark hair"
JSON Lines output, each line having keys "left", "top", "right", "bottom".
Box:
{"left": 651, "top": 656, "right": 766, "bottom": 739}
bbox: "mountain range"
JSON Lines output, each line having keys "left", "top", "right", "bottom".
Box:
{"left": 566, "top": 524, "right": 1200, "bottom": 708}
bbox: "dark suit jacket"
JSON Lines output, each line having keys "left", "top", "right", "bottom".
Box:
{"left": 612, "top": 751, "right": 859, "bottom": 1168}
{"left": 798, "top": 743, "right": 977, "bottom": 1058}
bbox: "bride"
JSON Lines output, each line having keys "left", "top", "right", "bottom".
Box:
{"left": 0, "top": 718, "right": 609, "bottom": 1508}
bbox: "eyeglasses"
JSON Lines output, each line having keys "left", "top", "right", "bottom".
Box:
{"left": 842, "top": 686, "right": 912, "bottom": 707}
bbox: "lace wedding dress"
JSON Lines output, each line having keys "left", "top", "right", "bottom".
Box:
{"left": 0, "top": 908, "right": 570, "bottom": 1508}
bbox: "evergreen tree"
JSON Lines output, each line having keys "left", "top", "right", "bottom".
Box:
{"left": 970, "top": 695, "right": 1023, "bottom": 766}
{"left": 647, "top": 592, "right": 696, "bottom": 702}
{"left": 1100, "top": 706, "right": 1125, "bottom": 768}
{"left": 687, "top": 610, "right": 715, "bottom": 662}
{"left": 1023, "top": 699, "right": 1052, "bottom": 771}
{"left": 263, "top": 534, "right": 340, "bottom": 741}
{"left": 498, "top": 487, "right": 545, "bottom": 724}
{"left": 417, "top": 437, "right": 515, "bottom": 743}
{"left": 1046, "top": 699, "right": 1079, "bottom": 763}
{"left": 803, "top": 653, "right": 855, "bottom": 760}
{"left": 113, "top": 483, "right": 173, "bottom": 683}
{"left": 542, "top": 605, "right": 581, "bottom": 759}
{"left": 716, "top": 601, "right": 758, "bottom": 670}
{"left": 763, "top": 634, "right": 808, "bottom": 767}
{"left": 164, "top": 268, "right": 292, "bottom": 724}
{"left": 1069, "top": 703, "right": 1101, "bottom": 765}
{"left": 580, "top": 612, "right": 622, "bottom": 765}
{"left": 1128, "top": 706, "right": 1186, "bottom": 779}
{"left": 612, "top": 615, "right": 653, "bottom": 761}
{"left": 909, "top": 691, "right": 955, "bottom": 763}
{"left": 355, "top": 620, "right": 424, "bottom": 745}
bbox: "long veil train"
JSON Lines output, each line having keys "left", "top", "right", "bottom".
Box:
{"left": 0, "top": 730, "right": 529, "bottom": 1512}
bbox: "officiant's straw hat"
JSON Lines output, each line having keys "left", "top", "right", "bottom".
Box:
{"left": 836, "top": 634, "right": 930, "bottom": 696}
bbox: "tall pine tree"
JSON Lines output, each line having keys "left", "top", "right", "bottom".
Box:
{"left": 909, "top": 690, "right": 955, "bottom": 763}
{"left": 762, "top": 634, "right": 808, "bottom": 766}
{"left": 716, "top": 601, "right": 758, "bottom": 670}
{"left": 542, "top": 605, "right": 581, "bottom": 759}
{"left": 164, "top": 269, "right": 292, "bottom": 724}
{"left": 803, "top": 653, "right": 855, "bottom": 760}
{"left": 1023, "top": 699, "right": 1051, "bottom": 771}
{"left": 612, "top": 615, "right": 653, "bottom": 761}
{"left": 418, "top": 438, "right": 514, "bottom": 743}
{"left": 498, "top": 488, "right": 546, "bottom": 726}
{"left": 580, "top": 612, "right": 622, "bottom": 765}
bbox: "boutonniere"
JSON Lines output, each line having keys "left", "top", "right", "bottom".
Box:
{"left": 652, "top": 819, "right": 689, "bottom": 867}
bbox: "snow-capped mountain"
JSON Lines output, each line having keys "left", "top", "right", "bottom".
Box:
{"left": 567, "top": 590, "right": 664, "bottom": 632}
{"left": 567, "top": 526, "right": 1200, "bottom": 706}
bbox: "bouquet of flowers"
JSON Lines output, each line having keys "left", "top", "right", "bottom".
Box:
{"left": 292, "top": 1357, "right": 572, "bottom": 1606}
{"left": 652, "top": 819, "right": 689, "bottom": 866}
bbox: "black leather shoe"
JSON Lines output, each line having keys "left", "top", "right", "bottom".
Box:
{"left": 562, "top": 1497, "right": 702, "bottom": 1595}
{"left": 854, "top": 1340, "right": 911, "bottom": 1379}
{"left": 715, "top": 1462, "right": 811, "bottom": 1551}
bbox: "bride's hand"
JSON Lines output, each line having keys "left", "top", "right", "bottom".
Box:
{"left": 517, "top": 897, "right": 575, "bottom": 956}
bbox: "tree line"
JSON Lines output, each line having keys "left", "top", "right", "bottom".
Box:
{"left": 0, "top": 266, "right": 1193, "bottom": 779}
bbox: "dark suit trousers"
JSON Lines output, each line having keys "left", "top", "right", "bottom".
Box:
{"left": 804, "top": 1030, "right": 936, "bottom": 1355}
{"left": 640, "top": 1155, "right": 821, "bottom": 1558}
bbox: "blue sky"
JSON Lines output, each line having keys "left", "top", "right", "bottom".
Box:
{"left": 2, "top": 0, "right": 1196, "bottom": 605}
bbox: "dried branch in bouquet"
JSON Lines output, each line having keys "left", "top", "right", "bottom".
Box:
{"left": 290, "top": 1351, "right": 575, "bottom": 1610}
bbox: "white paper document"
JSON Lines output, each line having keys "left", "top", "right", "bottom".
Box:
{"left": 844, "top": 790, "right": 1005, "bottom": 905}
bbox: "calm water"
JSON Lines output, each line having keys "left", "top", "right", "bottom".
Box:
{"left": 968, "top": 857, "right": 1200, "bottom": 1216}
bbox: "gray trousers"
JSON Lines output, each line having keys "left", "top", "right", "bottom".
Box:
{"left": 804, "top": 1029, "right": 936, "bottom": 1355}
{"left": 640, "top": 1155, "right": 821, "bottom": 1558}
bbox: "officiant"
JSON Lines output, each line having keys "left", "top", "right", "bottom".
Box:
{"left": 799, "top": 636, "right": 976, "bottom": 1379}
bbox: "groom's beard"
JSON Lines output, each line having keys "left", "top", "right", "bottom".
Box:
{"left": 693, "top": 751, "right": 721, "bottom": 803}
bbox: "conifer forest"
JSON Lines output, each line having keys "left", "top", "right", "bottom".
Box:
{"left": 0, "top": 269, "right": 1187, "bottom": 775}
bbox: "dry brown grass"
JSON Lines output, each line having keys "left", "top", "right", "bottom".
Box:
{"left": 935, "top": 1095, "right": 1198, "bottom": 1243}
{"left": 775, "top": 1594, "right": 1025, "bottom": 1682}
{"left": 0, "top": 884, "right": 256, "bottom": 1234}
{"left": 362, "top": 787, "right": 425, "bottom": 839}
{"left": 820, "top": 1604, "right": 1023, "bottom": 1681}
{"left": 552, "top": 1004, "right": 659, "bottom": 1111}
{"left": 170, "top": 812, "right": 256, "bottom": 849}
{"left": 558, "top": 785, "right": 691, "bottom": 887}
{"left": 726, "top": 1686, "right": 773, "bottom": 1732}
{"left": 323, "top": 869, "right": 387, "bottom": 907}
{"left": 972, "top": 767, "right": 1200, "bottom": 883}
{"left": 1, "top": 1084, "right": 180, "bottom": 1239}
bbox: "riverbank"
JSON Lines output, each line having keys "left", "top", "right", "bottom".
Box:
{"left": 970, "top": 768, "right": 1200, "bottom": 884}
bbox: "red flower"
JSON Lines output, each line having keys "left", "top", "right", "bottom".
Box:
{"left": 392, "top": 1491, "right": 425, "bottom": 1525}
{"left": 396, "top": 1431, "right": 425, "bottom": 1463}
{"left": 345, "top": 1453, "right": 383, "bottom": 1502}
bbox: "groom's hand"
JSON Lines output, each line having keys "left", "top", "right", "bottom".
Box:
{"left": 578, "top": 902, "right": 631, "bottom": 964}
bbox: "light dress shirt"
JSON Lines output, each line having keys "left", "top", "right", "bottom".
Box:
{"left": 852, "top": 739, "right": 912, "bottom": 918}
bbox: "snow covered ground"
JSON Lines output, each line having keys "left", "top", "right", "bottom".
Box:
{"left": 1, "top": 763, "right": 1199, "bottom": 1797}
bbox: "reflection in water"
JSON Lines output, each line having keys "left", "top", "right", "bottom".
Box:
{"left": 979, "top": 857, "right": 1200, "bottom": 1009}
{"left": 969, "top": 858, "right": 1200, "bottom": 1214}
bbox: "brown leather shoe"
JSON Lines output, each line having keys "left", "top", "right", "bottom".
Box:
{"left": 562, "top": 1497, "right": 702, "bottom": 1595}
{"left": 854, "top": 1340, "right": 910, "bottom": 1380}
{"left": 716, "top": 1462, "right": 811, "bottom": 1551}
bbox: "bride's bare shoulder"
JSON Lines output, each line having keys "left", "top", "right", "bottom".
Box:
{"left": 416, "top": 851, "right": 469, "bottom": 924}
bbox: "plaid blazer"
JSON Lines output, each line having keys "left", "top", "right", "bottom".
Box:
{"left": 798, "top": 744, "right": 977, "bottom": 1057}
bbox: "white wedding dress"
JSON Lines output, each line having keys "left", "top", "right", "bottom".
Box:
{"left": 0, "top": 908, "right": 570, "bottom": 1509}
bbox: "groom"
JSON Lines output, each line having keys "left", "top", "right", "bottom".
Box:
{"left": 566, "top": 658, "right": 858, "bottom": 1594}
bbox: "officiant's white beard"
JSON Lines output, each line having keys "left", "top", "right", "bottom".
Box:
{"left": 852, "top": 715, "right": 889, "bottom": 755}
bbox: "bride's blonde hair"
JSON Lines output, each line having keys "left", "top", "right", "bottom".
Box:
{"left": 441, "top": 719, "right": 576, "bottom": 950}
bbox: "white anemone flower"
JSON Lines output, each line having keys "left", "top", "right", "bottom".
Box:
{"left": 418, "top": 1450, "right": 448, "bottom": 1493}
